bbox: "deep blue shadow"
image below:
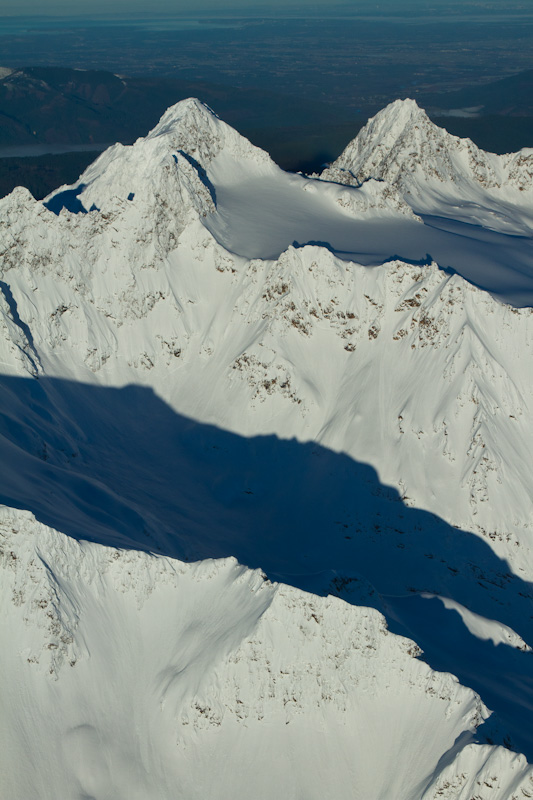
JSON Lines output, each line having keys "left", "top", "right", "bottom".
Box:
{"left": 177, "top": 149, "right": 217, "bottom": 206}
{"left": 292, "top": 239, "right": 337, "bottom": 253}
{"left": 0, "top": 281, "right": 41, "bottom": 373}
{"left": 383, "top": 252, "right": 433, "bottom": 267}
{"left": 1, "top": 374, "right": 532, "bottom": 757}
{"left": 44, "top": 183, "right": 88, "bottom": 215}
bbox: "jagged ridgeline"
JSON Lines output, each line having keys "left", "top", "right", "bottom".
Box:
{"left": 1, "top": 98, "right": 533, "bottom": 800}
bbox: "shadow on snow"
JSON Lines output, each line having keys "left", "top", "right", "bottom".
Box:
{"left": 1, "top": 374, "right": 532, "bottom": 758}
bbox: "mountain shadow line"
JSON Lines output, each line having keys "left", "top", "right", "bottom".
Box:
{"left": 1, "top": 374, "right": 532, "bottom": 757}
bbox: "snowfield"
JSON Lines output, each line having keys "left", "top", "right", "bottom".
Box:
{"left": 1, "top": 97, "right": 533, "bottom": 799}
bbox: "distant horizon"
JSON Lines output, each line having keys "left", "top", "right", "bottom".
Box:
{"left": 1, "top": 0, "right": 531, "bottom": 19}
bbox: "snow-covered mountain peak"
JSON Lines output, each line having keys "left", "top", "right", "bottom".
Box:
{"left": 367, "top": 96, "right": 429, "bottom": 131}
{"left": 150, "top": 96, "right": 220, "bottom": 131}
{"left": 324, "top": 98, "right": 533, "bottom": 247}
{"left": 144, "top": 96, "right": 273, "bottom": 168}
{"left": 3, "top": 98, "right": 533, "bottom": 794}
{"left": 0, "top": 185, "right": 40, "bottom": 220}
{"left": 326, "top": 97, "right": 503, "bottom": 191}
{"left": 44, "top": 97, "right": 273, "bottom": 218}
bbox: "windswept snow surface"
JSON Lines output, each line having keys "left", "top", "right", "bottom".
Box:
{"left": 2, "top": 97, "right": 533, "bottom": 798}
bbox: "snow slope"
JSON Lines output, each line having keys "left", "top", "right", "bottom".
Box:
{"left": 324, "top": 98, "right": 533, "bottom": 228}
{"left": 3, "top": 510, "right": 532, "bottom": 800}
{"left": 45, "top": 97, "right": 533, "bottom": 305}
{"left": 324, "top": 99, "right": 533, "bottom": 302}
{"left": 2, "top": 97, "right": 533, "bottom": 797}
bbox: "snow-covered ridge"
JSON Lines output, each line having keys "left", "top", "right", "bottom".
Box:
{"left": 2, "top": 193, "right": 533, "bottom": 549}
{"left": 33, "top": 96, "right": 533, "bottom": 306}
{"left": 324, "top": 99, "right": 533, "bottom": 238}
{"left": 3, "top": 508, "right": 532, "bottom": 800}
{"left": 43, "top": 98, "right": 273, "bottom": 219}
{"left": 2, "top": 97, "right": 533, "bottom": 796}
{"left": 2, "top": 101, "right": 533, "bottom": 584}
{"left": 44, "top": 97, "right": 420, "bottom": 225}
{"left": 325, "top": 98, "right": 533, "bottom": 193}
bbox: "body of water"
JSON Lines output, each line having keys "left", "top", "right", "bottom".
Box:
{"left": 0, "top": 142, "right": 112, "bottom": 159}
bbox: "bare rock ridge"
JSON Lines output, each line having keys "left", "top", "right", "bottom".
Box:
{"left": 1, "top": 97, "right": 533, "bottom": 799}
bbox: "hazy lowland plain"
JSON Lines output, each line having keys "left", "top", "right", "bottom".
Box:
{"left": 0, "top": 3, "right": 533, "bottom": 196}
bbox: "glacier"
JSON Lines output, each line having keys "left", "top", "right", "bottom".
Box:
{"left": 1, "top": 97, "right": 533, "bottom": 799}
